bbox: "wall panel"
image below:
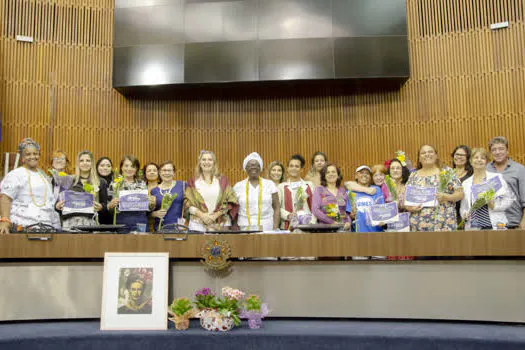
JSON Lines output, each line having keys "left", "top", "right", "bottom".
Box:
{"left": 1, "top": 0, "right": 524, "bottom": 183}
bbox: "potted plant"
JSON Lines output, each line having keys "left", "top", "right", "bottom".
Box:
{"left": 195, "top": 286, "right": 245, "bottom": 332}
{"left": 168, "top": 297, "right": 194, "bottom": 330}
{"left": 240, "top": 294, "right": 270, "bottom": 329}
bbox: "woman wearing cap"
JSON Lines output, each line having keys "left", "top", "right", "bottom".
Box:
{"left": 278, "top": 154, "right": 317, "bottom": 229}
{"left": 346, "top": 165, "right": 384, "bottom": 233}
{"left": 233, "top": 152, "right": 280, "bottom": 231}
{"left": 0, "top": 138, "right": 61, "bottom": 234}
{"left": 311, "top": 163, "right": 351, "bottom": 230}
{"left": 405, "top": 144, "right": 463, "bottom": 231}
{"left": 184, "top": 151, "right": 238, "bottom": 232}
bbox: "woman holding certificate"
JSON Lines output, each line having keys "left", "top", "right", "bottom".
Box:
{"left": 108, "top": 155, "right": 155, "bottom": 232}
{"left": 234, "top": 152, "right": 280, "bottom": 231}
{"left": 0, "top": 138, "right": 60, "bottom": 233}
{"left": 405, "top": 145, "right": 464, "bottom": 231}
{"left": 460, "top": 148, "right": 514, "bottom": 229}
{"left": 150, "top": 161, "right": 185, "bottom": 231}
{"left": 184, "top": 151, "right": 238, "bottom": 232}
{"left": 312, "top": 164, "right": 351, "bottom": 230}
{"left": 55, "top": 151, "right": 108, "bottom": 229}
{"left": 277, "top": 154, "right": 316, "bottom": 229}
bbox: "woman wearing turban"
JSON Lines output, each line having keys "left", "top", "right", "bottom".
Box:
{"left": 233, "top": 152, "right": 280, "bottom": 231}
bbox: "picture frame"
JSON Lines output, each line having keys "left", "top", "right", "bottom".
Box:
{"left": 101, "top": 252, "right": 169, "bottom": 330}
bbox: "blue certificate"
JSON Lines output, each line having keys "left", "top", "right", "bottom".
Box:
{"left": 387, "top": 212, "right": 410, "bottom": 232}
{"left": 405, "top": 185, "right": 436, "bottom": 207}
{"left": 63, "top": 190, "right": 94, "bottom": 214}
{"left": 119, "top": 190, "right": 149, "bottom": 212}
{"left": 368, "top": 202, "right": 399, "bottom": 225}
{"left": 471, "top": 176, "right": 503, "bottom": 200}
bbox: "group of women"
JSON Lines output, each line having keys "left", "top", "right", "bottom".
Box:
{"left": 0, "top": 138, "right": 515, "bottom": 234}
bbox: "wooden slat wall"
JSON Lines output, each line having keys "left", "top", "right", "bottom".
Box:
{"left": 1, "top": 0, "right": 524, "bottom": 183}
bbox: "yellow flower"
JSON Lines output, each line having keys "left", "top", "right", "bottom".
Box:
{"left": 397, "top": 154, "right": 405, "bottom": 162}
{"left": 440, "top": 170, "right": 447, "bottom": 176}
{"left": 58, "top": 172, "right": 67, "bottom": 176}
{"left": 113, "top": 176, "right": 123, "bottom": 183}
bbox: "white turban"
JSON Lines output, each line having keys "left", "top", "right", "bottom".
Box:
{"left": 243, "top": 152, "right": 263, "bottom": 172}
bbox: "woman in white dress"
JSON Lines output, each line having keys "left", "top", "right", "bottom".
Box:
{"left": 183, "top": 151, "right": 238, "bottom": 232}
{"left": 233, "top": 152, "right": 280, "bottom": 231}
{"left": 0, "top": 138, "right": 60, "bottom": 233}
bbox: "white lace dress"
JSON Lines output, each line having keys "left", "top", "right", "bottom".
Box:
{"left": 1, "top": 167, "right": 61, "bottom": 229}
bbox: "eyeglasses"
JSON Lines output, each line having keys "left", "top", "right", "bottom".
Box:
{"left": 160, "top": 169, "right": 174, "bottom": 173}
{"left": 53, "top": 157, "right": 66, "bottom": 161}
{"left": 454, "top": 153, "right": 467, "bottom": 158}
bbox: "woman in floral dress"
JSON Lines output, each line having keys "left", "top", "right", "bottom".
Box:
{"left": 405, "top": 145, "right": 464, "bottom": 231}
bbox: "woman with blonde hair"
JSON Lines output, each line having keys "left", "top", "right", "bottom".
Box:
{"left": 55, "top": 150, "right": 108, "bottom": 229}
{"left": 183, "top": 151, "right": 238, "bottom": 232}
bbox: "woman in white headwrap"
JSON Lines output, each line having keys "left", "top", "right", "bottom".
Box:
{"left": 233, "top": 152, "right": 280, "bottom": 231}
{"left": 0, "top": 138, "right": 61, "bottom": 234}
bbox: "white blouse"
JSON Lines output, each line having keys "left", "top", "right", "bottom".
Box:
{"left": 1, "top": 167, "right": 61, "bottom": 229}
{"left": 233, "top": 178, "right": 278, "bottom": 231}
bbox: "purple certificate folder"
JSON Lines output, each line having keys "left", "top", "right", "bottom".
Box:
{"left": 387, "top": 212, "right": 410, "bottom": 232}
{"left": 368, "top": 202, "right": 399, "bottom": 225}
{"left": 118, "top": 190, "right": 149, "bottom": 212}
{"left": 405, "top": 185, "right": 436, "bottom": 207}
{"left": 471, "top": 176, "right": 503, "bottom": 200}
{"left": 63, "top": 190, "right": 94, "bottom": 215}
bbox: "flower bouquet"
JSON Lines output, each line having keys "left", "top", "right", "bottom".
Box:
{"left": 194, "top": 287, "right": 245, "bottom": 332}
{"left": 324, "top": 203, "right": 341, "bottom": 222}
{"left": 158, "top": 192, "right": 178, "bottom": 230}
{"left": 291, "top": 187, "right": 312, "bottom": 226}
{"left": 384, "top": 175, "right": 397, "bottom": 202}
{"left": 433, "top": 167, "right": 456, "bottom": 219}
{"left": 239, "top": 294, "right": 270, "bottom": 329}
{"left": 459, "top": 188, "right": 496, "bottom": 229}
{"left": 111, "top": 173, "right": 124, "bottom": 225}
{"left": 168, "top": 297, "right": 194, "bottom": 330}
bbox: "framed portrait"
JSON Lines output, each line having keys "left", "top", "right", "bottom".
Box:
{"left": 101, "top": 252, "right": 169, "bottom": 330}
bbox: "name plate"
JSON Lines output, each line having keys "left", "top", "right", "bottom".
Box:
{"left": 387, "top": 212, "right": 410, "bottom": 232}
{"left": 405, "top": 185, "right": 436, "bottom": 207}
{"left": 471, "top": 176, "right": 503, "bottom": 200}
{"left": 368, "top": 202, "right": 399, "bottom": 226}
{"left": 119, "top": 190, "right": 149, "bottom": 212}
{"left": 63, "top": 190, "right": 94, "bottom": 215}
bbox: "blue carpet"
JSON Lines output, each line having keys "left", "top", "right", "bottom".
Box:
{"left": 1, "top": 320, "right": 525, "bottom": 349}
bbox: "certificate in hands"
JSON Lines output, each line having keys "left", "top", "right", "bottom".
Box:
{"left": 118, "top": 189, "right": 150, "bottom": 212}
{"left": 405, "top": 185, "right": 437, "bottom": 207}
{"left": 387, "top": 212, "right": 410, "bottom": 232}
{"left": 63, "top": 190, "right": 94, "bottom": 215}
{"left": 368, "top": 202, "right": 399, "bottom": 226}
{"left": 471, "top": 176, "right": 503, "bottom": 200}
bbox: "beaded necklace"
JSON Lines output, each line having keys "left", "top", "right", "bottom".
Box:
{"left": 245, "top": 177, "right": 262, "bottom": 226}
{"left": 25, "top": 167, "right": 48, "bottom": 208}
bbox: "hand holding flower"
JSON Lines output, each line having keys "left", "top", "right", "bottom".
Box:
{"left": 93, "top": 201, "right": 103, "bottom": 212}
{"left": 56, "top": 200, "right": 65, "bottom": 211}
{"left": 108, "top": 198, "right": 119, "bottom": 209}
{"left": 152, "top": 209, "right": 167, "bottom": 219}
{"left": 436, "top": 192, "right": 449, "bottom": 204}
